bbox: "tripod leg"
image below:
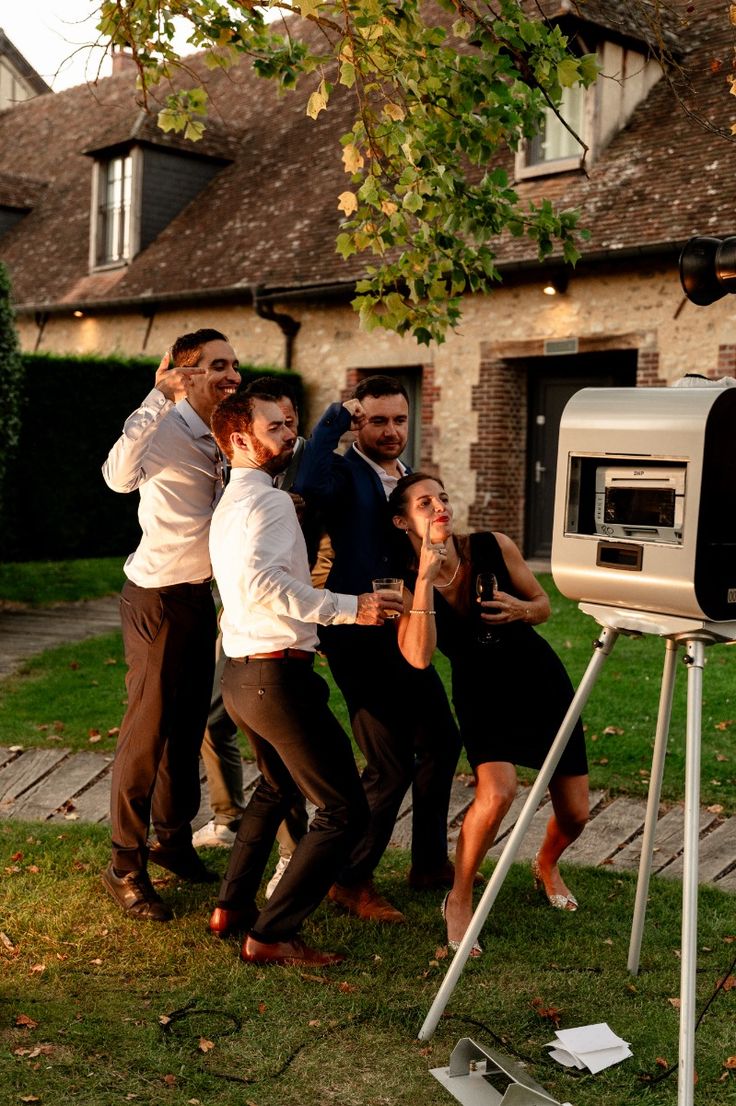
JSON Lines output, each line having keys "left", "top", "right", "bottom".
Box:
{"left": 628, "top": 638, "right": 679, "bottom": 975}
{"left": 417, "top": 624, "right": 620, "bottom": 1041}
{"left": 678, "top": 638, "right": 704, "bottom": 1106}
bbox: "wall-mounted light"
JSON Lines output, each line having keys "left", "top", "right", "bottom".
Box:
{"left": 542, "top": 273, "right": 569, "bottom": 296}
{"left": 73, "top": 309, "right": 84, "bottom": 318}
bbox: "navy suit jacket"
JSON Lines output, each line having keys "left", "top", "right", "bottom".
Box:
{"left": 294, "top": 402, "right": 405, "bottom": 596}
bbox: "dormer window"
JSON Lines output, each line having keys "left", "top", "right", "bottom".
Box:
{"left": 97, "top": 153, "right": 133, "bottom": 265}
{"left": 86, "top": 139, "right": 230, "bottom": 273}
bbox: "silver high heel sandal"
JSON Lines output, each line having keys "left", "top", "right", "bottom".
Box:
{"left": 531, "top": 854, "right": 578, "bottom": 912}
{"left": 441, "top": 892, "right": 482, "bottom": 957}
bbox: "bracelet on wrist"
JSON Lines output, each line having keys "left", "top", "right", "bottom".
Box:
{"left": 410, "top": 608, "right": 436, "bottom": 615}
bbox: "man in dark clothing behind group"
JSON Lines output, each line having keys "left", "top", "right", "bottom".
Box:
{"left": 294, "top": 375, "right": 462, "bottom": 922}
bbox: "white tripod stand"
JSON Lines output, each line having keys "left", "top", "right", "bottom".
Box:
{"left": 418, "top": 603, "right": 736, "bottom": 1106}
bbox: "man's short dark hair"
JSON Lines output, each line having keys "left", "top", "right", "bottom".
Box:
{"left": 171, "top": 328, "right": 228, "bottom": 368}
{"left": 245, "top": 374, "right": 298, "bottom": 409}
{"left": 353, "top": 374, "right": 409, "bottom": 404}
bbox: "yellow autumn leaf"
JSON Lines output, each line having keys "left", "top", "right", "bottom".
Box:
{"left": 306, "top": 89, "right": 327, "bottom": 120}
{"left": 298, "top": 0, "right": 321, "bottom": 16}
{"left": 381, "top": 200, "right": 398, "bottom": 215}
{"left": 338, "top": 191, "right": 358, "bottom": 216}
{"left": 342, "top": 144, "right": 365, "bottom": 174}
{"left": 198, "top": 1037, "right": 215, "bottom": 1053}
{"left": 384, "top": 101, "right": 406, "bottom": 122}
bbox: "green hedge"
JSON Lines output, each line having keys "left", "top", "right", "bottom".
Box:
{"left": 2, "top": 354, "right": 303, "bottom": 562}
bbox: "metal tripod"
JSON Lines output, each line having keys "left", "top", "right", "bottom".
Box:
{"left": 418, "top": 603, "right": 736, "bottom": 1106}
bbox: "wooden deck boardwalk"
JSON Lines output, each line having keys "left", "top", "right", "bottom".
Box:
{"left": 1, "top": 743, "right": 734, "bottom": 892}
{"left": 1, "top": 589, "right": 734, "bottom": 892}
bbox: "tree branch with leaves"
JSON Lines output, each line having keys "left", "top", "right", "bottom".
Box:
{"left": 96, "top": 0, "right": 600, "bottom": 343}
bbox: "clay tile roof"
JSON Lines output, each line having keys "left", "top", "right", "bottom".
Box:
{"left": 0, "top": 0, "right": 731, "bottom": 311}
{"left": 0, "top": 171, "right": 47, "bottom": 210}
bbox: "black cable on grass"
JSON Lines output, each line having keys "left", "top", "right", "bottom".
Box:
{"left": 643, "top": 951, "right": 736, "bottom": 1091}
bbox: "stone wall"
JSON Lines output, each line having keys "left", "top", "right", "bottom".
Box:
{"left": 17, "top": 259, "right": 736, "bottom": 540}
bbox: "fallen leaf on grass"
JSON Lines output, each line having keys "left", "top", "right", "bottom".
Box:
{"left": 89, "top": 958, "right": 103, "bottom": 966}
{"left": 108, "top": 727, "right": 120, "bottom": 737}
{"left": 722, "top": 975, "right": 736, "bottom": 991}
{"left": 197, "top": 1038, "right": 215, "bottom": 1053}
{"left": 714, "top": 720, "right": 734, "bottom": 731}
{"left": 30, "top": 965, "right": 46, "bottom": 975}
{"left": 104, "top": 657, "right": 118, "bottom": 666}
{"left": 603, "top": 725, "right": 625, "bottom": 735}
{"left": 20, "top": 1096, "right": 41, "bottom": 1103}
{"left": 530, "top": 997, "right": 562, "bottom": 1028}
{"left": 299, "top": 973, "right": 330, "bottom": 984}
{"left": 308, "top": 1019, "right": 321, "bottom": 1027}
{"left": 725, "top": 936, "right": 735, "bottom": 944}
{"left": 434, "top": 946, "right": 449, "bottom": 960}
{"left": 162, "top": 1074, "right": 176, "bottom": 1086}
{"left": 11, "top": 851, "right": 23, "bottom": 862}
{"left": 716, "top": 753, "right": 729, "bottom": 762}
{"left": 655, "top": 1057, "right": 669, "bottom": 1068}
{"left": 15, "top": 1014, "right": 39, "bottom": 1029}
{"left": 707, "top": 804, "right": 724, "bottom": 814}
{"left": 27, "top": 866, "right": 39, "bottom": 874}
{"left": 724, "top": 1056, "right": 736, "bottom": 1069}
{"left": 158, "top": 1015, "right": 171, "bottom": 1027}
{"left": 14, "top": 1045, "right": 54, "bottom": 1059}
{"left": 88, "top": 731, "right": 102, "bottom": 743}
{"left": 257, "top": 1001, "right": 267, "bottom": 1014}
{"left": 338, "top": 981, "right": 357, "bottom": 993}
{"left": 52, "top": 721, "right": 65, "bottom": 732}
{"left": 0, "top": 931, "right": 16, "bottom": 952}
{"left": 668, "top": 997, "right": 681, "bottom": 1009}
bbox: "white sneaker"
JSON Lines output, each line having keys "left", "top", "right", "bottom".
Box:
{"left": 191, "top": 820, "right": 238, "bottom": 849}
{"left": 265, "top": 854, "right": 292, "bottom": 899}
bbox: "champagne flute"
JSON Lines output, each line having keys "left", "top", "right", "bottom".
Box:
{"left": 476, "top": 572, "right": 500, "bottom": 645}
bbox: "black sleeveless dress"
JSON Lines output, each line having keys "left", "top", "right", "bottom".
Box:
{"left": 415, "top": 532, "right": 587, "bottom": 776}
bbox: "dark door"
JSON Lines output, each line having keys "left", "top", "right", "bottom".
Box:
{"left": 525, "top": 351, "right": 637, "bottom": 558}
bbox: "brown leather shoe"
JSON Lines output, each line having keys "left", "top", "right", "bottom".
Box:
{"left": 328, "top": 880, "right": 405, "bottom": 923}
{"left": 209, "top": 905, "right": 256, "bottom": 939}
{"left": 240, "top": 935, "right": 345, "bottom": 966}
{"left": 101, "top": 863, "right": 172, "bottom": 921}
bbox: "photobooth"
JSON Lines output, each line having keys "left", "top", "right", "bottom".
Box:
{"left": 422, "top": 238, "right": 736, "bottom": 1106}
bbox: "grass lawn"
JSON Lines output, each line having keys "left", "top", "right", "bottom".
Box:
{"left": 0, "top": 558, "right": 125, "bottom": 607}
{"left": 2, "top": 575, "right": 736, "bottom": 810}
{"left": 1, "top": 822, "right": 735, "bottom": 1106}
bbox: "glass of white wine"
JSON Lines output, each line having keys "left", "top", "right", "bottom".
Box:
{"left": 372, "top": 577, "right": 404, "bottom": 620}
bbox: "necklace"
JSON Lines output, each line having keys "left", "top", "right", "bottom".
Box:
{"left": 435, "top": 557, "right": 462, "bottom": 589}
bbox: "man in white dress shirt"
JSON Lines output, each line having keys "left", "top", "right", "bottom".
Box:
{"left": 101, "top": 329, "right": 241, "bottom": 921}
{"left": 207, "top": 391, "right": 401, "bottom": 966}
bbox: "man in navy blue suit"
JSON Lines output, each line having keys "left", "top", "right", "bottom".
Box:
{"left": 295, "top": 375, "right": 462, "bottom": 921}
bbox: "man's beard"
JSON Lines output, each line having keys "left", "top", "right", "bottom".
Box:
{"left": 252, "top": 441, "right": 293, "bottom": 475}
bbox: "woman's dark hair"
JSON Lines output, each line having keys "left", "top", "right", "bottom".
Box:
{"left": 387, "top": 472, "right": 445, "bottom": 519}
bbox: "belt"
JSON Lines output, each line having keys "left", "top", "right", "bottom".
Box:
{"left": 232, "top": 649, "right": 314, "bottom": 663}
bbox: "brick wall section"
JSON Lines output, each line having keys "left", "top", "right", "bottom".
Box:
{"left": 468, "top": 357, "right": 526, "bottom": 545}
{"left": 717, "top": 345, "right": 736, "bottom": 377}
{"left": 417, "top": 362, "right": 440, "bottom": 475}
{"left": 636, "top": 350, "right": 664, "bottom": 387}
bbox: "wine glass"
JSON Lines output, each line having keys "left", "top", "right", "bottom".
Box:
{"left": 476, "top": 572, "right": 500, "bottom": 646}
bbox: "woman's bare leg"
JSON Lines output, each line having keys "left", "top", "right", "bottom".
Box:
{"left": 444, "top": 761, "right": 517, "bottom": 945}
{"left": 534, "top": 773, "right": 589, "bottom": 904}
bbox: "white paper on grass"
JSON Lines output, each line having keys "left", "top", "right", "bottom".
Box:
{"left": 545, "top": 1023, "right": 632, "bottom": 1074}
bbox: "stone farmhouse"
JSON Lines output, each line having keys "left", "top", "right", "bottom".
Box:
{"left": 1, "top": 1, "right": 735, "bottom": 557}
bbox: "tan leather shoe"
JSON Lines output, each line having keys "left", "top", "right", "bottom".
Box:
{"left": 209, "top": 905, "right": 255, "bottom": 939}
{"left": 328, "top": 880, "right": 405, "bottom": 923}
{"left": 240, "top": 935, "right": 345, "bottom": 966}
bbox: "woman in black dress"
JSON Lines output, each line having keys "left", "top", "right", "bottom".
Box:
{"left": 388, "top": 473, "right": 589, "bottom": 955}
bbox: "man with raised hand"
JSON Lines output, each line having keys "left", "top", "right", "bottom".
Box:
{"left": 101, "top": 328, "right": 241, "bottom": 921}
{"left": 207, "top": 391, "right": 400, "bottom": 966}
{"left": 294, "top": 375, "right": 462, "bottom": 923}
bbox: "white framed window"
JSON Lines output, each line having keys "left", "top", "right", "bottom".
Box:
{"left": 90, "top": 149, "right": 141, "bottom": 270}
{"left": 98, "top": 154, "right": 132, "bottom": 264}
{"left": 516, "top": 83, "right": 588, "bottom": 179}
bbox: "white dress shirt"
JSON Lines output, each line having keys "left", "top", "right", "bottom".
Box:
{"left": 102, "top": 388, "right": 223, "bottom": 587}
{"left": 210, "top": 467, "right": 357, "bottom": 657}
{"left": 352, "top": 443, "right": 407, "bottom": 498}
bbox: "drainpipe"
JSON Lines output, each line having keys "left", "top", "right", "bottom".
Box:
{"left": 252, "top": 285, "right": 301, "bottom": 370}
{"left": 33, "top": 311, "right": 48, "bottom": 352}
